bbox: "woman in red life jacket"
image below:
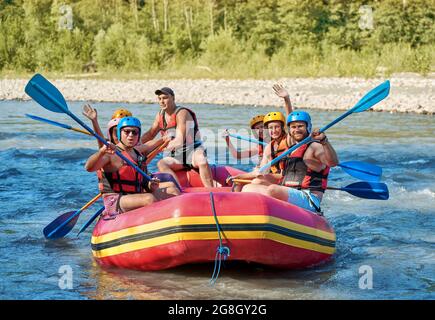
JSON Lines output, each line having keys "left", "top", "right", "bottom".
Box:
{"left": 85, "top": 117, "right": 180, "bottom": 217}
{"left": 140, "top": 87, "right": 214, "bottom": 188}
{"left": 242, "top": 111, "right": 339, "bottom": 213}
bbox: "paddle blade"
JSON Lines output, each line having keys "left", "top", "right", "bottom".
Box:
{"left": 338, "top": 161, "right": 382, "bottom": 182}
{"left": 342, "top": 181, "right": 389, "bottom": 200}
{"left": 77, "top": 207, "right": 105, "bottom": 236}
{"left": 43, "top": 211, "right": 80, "bottom": 239}
{"left": 25, "top": 74, "right": 68, "bottom": 114}
{"left": 353, "top": 80, "right": 390, "bottom": 113}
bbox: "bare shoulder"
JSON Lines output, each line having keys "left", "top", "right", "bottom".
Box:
{"left": 176, "top": 108, "right": 193, "bottom": 121}
{"left": 102, "top": 153, "right": 120, "bottom": 172}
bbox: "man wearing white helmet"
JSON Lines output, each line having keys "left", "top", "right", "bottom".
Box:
{"left": 242, "top": 111, "right": 339, "bottom": 213}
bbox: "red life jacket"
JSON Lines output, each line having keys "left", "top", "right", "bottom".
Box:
{"left": 270, "top": 134, "right": 289, "bottom": 174}
{"left": 97, "top": 149, "right": 149, "bottom": 194}
{"left": 158, "top": 106, "right": 203, "bottom": 167}
{"left": 158, "top": 106, "right": 200, "bottom": 139}
{"left": 280, "top": 142, "right": 330, "bottom": 193}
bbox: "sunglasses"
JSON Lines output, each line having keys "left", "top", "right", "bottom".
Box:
{"left": 122, "top": 129, "right": 139, "bottom": 136}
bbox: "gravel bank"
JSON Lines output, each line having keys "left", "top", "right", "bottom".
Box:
{"left": 1, "top": 74, "right": 433, "bottom": 114}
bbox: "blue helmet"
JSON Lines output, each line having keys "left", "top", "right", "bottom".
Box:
{"left": 117, "top": 116, "right": 142, "bottom": 142}
{"left": 286, "top": 111, "right": 312, "bottom": 133}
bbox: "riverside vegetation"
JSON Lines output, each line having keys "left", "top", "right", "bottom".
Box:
{"left": 0, "top": 0, "right": 434, "bottom": 79}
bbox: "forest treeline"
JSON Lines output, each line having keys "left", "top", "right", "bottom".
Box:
{"left": 0, "top": 0, "right": 434, "bottom": 78}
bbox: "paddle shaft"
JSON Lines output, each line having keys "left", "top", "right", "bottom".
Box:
{"left": 31, "top": 81, "right": 151, "bottom": 183}
{"left": 228, "top": 133, "right": 267, "bottom": 146}
{"left": 26, "top": 114, "right": 92, "bottom": 135}
{"left": 259, "top": 81, "right": 390, "bottom": 173}
{"left": 47, "top": 193, "right": 102, "bottom": 238}
{"left": 77, "top": 206, "right": 105, "bottom": 236}
{"left": 146, "top": 140, "right": 169, "bottom": 165}
{"left": 232, "top": 178, "right": 383, "bottom": 194}
{"left": 230, "top": 132, "right": 381, "bottom": 181}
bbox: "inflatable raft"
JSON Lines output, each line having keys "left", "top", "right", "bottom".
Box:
{"left": 91, "top": 165, "right": 336, "bottom": 270}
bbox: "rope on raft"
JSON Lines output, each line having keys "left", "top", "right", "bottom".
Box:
{"left": 209, "top": 192, "right": 230, "bottom": 285}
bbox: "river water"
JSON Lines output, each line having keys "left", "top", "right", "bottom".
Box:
{"left": 0, "top": 100, "right": 433, "bottom": 300}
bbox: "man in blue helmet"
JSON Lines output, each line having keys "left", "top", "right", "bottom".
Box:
{"left": 85, "top": 117, "right": 180, "bottom": 217}
{"left": 242, "top": 111, "right": 339, "bottom": 213}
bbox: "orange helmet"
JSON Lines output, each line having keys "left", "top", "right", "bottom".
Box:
{"left": 111, "top": 108, "right": 132, "bottom": 119}
{"left": 249, "top": 115, "right": 265, "bottom": 129}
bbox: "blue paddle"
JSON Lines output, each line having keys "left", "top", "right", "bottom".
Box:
{"left": 25, "top": 74, "right": 151, "bottom": 183}
{"left": 77, "top": 206, "right": 105, "bottom": 237}
{"left": 43, "top": 194, "right": 102, "bottom": 239}
{"left": 228, "top": 133, "right": 267, "bottom": 146}
{"left": 228, "top": 133, "right": 382, "bottom": 182}
{"left": 25, "top": 113, "right": 92, "bottom": 135}
{"left": 259, "top": 80, "right": 390, "bottom": 173}
{"left": 337, "top": 161, "right": 382, "bottom": 182}
{"left": 328, "top": 181, "right": 389, "bottom": 200}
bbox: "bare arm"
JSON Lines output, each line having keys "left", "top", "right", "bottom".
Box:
{"left": 311, "top": 129, "right": 339, "bottom": 168}
{"left": 257, "top": 143, "right": 273, "bottom": 173}
{"left": 85, "top": 145, "right": 114, "bottom": 172}
{"left": 230, "top": 144, "right": 272, "bottom": 182}
{"left": 140, "top": 113, "right": 160, "bottom": 144}
{"left": 223, "top": 130, "right": 259, "bottom": 159}
{"left": 164, "top": 109, "right": 189, "bottom": 151}
{"left": 273, "top": 84, "right": 293, "bottom": 117}
{"left": 82, "top": 104, "right": 105, "bottom": 149}
{"left": 137, "top": 135, "right": 170, "bottom": 155}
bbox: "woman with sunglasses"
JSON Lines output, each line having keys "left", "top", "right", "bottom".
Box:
{"left": 85, "top": 117, "right": 179, "bottom": 218}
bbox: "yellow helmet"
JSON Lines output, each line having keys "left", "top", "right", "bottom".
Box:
{"left": 111, "top": 108, "right": 132, "bottom": 119}
{"left": 249, "top": 115, "right": 265, "bottom": 129}
{"left": 263, "top": 111, "right": 285, "bottom": 127}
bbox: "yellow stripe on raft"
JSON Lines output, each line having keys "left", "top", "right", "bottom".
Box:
{"left": 92, "top": 215, "right": 335, "bottom": 244}
{"left": 92, "top": 230, "right": 335, "bottom": 258}
{"left": 91, "top": 215, "right": 336, "bottom": 258}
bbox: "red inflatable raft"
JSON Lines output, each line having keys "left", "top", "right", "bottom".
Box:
{"left": 91, "top": 165, "right": 336, "bottom": 270}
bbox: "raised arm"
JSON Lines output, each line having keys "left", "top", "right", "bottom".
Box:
{"left": 140, "top": 113, "right": 160, "bottom": 144}
{"left": 222, "top": 129, "right": 259, "bottom": 159}
{"left": 273, "top": 84, "right": 293, "bottom": 118}
{"left": 82, "top": 104, "right": 105, "bottom": 149}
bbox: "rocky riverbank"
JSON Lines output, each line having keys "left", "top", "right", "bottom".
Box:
{"left": 1, "top": 74, "right": 433, "bottom": 114}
